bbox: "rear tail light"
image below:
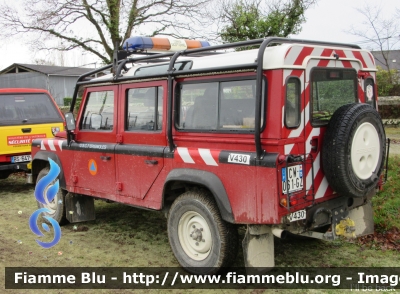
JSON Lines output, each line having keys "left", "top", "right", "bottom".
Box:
{"left": 280, "top": 197, "right": 298, "bottom": 207}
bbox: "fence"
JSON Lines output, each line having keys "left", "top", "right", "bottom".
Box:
{"left": 378, "top": 96, "right": 400, "bottom": 126}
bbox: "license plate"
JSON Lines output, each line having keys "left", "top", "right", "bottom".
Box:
{"left": 289, "top": 209, "right": 306, "bottom": 222}
{"left": 282, "top": 164, "right": 303, "bottom": 194}
{"left": 11, "top": 155, "right": 32, "bottom": 163}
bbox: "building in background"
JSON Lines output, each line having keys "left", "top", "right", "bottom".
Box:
{"left": 371, "top": 50, "right": 400, "bottom": 72}
{"left": 0, "top": 64, "right": 96, "bottom": 106}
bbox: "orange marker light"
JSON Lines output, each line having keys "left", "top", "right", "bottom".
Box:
{"left": 185, "top": 40, "right": 202, "bottom": 49}
{"left": 152, "top": 38, "right": 171, "bottom": 50}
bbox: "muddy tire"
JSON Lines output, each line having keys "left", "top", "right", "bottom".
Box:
{"left": 322, "top": 103, "right": 385, "bottom": 198}
{"left": 167, "top": 190, "right": 238, "bottom": 274}
{"left": 36, "top": 167, "right": 67, "bottom": 225}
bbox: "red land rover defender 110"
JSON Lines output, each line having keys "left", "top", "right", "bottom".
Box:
{"left": 30, "top": 37, "right": 388, "bottom": 274}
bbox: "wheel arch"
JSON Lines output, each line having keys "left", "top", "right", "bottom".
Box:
{"left": 163, "top": 168, "right": 234, "bottom": 223}
{"left": 32, "top": 151, "right": 66, "bottom": 189}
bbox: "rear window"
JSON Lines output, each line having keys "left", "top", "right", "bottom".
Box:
{"left": 311, "top": 69, "right": 357, "bottom": 126}
{"left": 0, "top": 93, "right": 62, "bottom": 126}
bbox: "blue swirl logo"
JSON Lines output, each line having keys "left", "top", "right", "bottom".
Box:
{"left": 29, "top": 158, "right": 62, "bottom": 248}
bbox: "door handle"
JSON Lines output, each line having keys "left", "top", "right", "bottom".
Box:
{"left": 100, "top": 155, "right": 111, "bottom": 161}
{"left": 145, "top": 159, "right": 158, "bottom": 165}
{"left": 21, "top": 128, "right": 31, "bottom": 133}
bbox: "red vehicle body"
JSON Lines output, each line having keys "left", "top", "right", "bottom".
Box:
{"left": 30, "top": 37, "right": 387, "bottom": 273}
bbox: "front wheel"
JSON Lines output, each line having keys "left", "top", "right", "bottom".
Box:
{"left": 36, "top": 167, "right": 67, "bottom": 225}
{"left": 167, "top": 190, "right": 238, "bottom": 274}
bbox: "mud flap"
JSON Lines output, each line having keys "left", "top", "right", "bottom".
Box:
{"left": 242, "top": 225, "right": 274, "bottom": 271}
{"left": 348, "top": 201, "right": 374, "bottom": 237}
{"left": 65, "top": 193, "right": 95, "bottom": 223}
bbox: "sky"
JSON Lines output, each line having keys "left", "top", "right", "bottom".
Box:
{"left": 294, "top": 0, "right": 399, "bottom": 45}
{"left": 0, "top": 0, "right": 398, "bottom": 71}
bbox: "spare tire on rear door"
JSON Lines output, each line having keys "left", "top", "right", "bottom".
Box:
{"left": 322, "top": 103, "right": 386, "bottom": 198}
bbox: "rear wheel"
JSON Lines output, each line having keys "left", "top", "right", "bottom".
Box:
{"left": 167, "top": 190, "right": 238, "bottom": 274}
{"left": 36, "top": 167, "right": 67, "bottom": 225}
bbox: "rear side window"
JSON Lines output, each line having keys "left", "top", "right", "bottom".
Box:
{"left": 285, "top": 77, "right": 301, "bottom": 128}
{"left": 177, "top": 79, "right": 265, "bottom": 132}
{"left": 311, "top": 69, "right": 357, "bottom": 126}
{"left": 81, "top": 91, "right": 114, "bottom": 131}
{"left": 0, "top": 93, "right": 62, "bottom": 126}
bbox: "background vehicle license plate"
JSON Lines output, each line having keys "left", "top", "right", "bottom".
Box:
{"left": 282, "top": 164, "right": 303, "bottom": 194}
{"left": 11, "top": 155, "right": 32, "bottom": 163}
{"left": 289, "top": 209, "right": 306, "bottom": 222}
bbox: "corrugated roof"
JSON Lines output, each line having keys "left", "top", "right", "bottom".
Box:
{"left": 0, "top": 63, "right": 96, "bottom": 76}
{"left": 371, "top": 50, "right": 400, "bottom": 71}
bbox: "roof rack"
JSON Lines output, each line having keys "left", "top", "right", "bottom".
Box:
{"left": 69, "top": 37, "right": 362, "bottom": 159}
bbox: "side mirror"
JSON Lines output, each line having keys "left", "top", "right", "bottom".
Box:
{"left": 64, "top": 112, "right": 76, "bottom": 131}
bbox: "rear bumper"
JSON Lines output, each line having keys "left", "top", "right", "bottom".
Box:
{"left": 0, "top": 162, "right": 30, "bottom": 172}
{"left": 281, "top": 191, "right": 374, "bottom": 234}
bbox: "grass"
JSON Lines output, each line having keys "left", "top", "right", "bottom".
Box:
{"left": 372, "top": 127, "right": 400, "bottom": 230}
{"left": 373, "top": 155, "right": 400, "bottom": 230}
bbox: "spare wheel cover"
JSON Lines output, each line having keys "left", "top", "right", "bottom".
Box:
{"left": 322, "top": 103, "right": 386, "bottom": 198}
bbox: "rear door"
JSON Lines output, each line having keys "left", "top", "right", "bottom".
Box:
{"left": 70, "top": 86, "right": 118, "bottom": 197}
{"left": 115, "top": 81, "right": 166, "bottom": 199}
{"left": 305, "top": 52, "right": 361, "bottom": 199}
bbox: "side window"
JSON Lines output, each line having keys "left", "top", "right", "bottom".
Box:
{"left": 126, "top": 87, "right": 163, "bottom": 131}
{"left": 365, "top": 78, "right": 376, "bottom": 108}
{"left": 81, "top": 90, "right": 114, "bottom": 131}
{"left": 177, "top": 79, "right": 264, "bottom": 132}
{"left": 285, "top": 77, "right": 301, "bottom": 128}
{"left": 178, "top": 82, "right": 218, "bottom": 130}
{"left": 220, "top": 80, "right": 258, "bottom": 129}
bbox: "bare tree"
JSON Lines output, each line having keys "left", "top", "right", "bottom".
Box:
{"left": 0, "top": 0, "right": 211, "bottom": 64}
{"left": 34, "top": 58, "right": 56, "bottom": 66}
{"left": 348, "top": 4, "right": 400, "bottom": 82}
